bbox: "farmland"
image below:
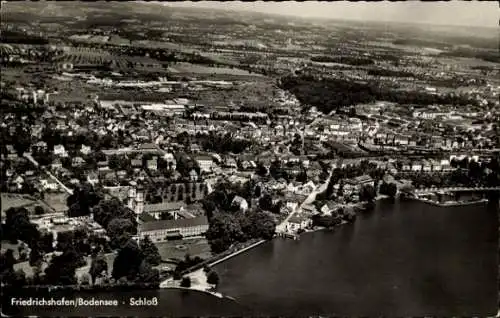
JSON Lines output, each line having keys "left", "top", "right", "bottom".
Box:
{"left": 52, "top": 47, "right": 163, "bottom": 69}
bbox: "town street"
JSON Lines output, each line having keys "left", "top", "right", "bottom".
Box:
{"left": 276, "top": 165, "right": 335, "bottom": 233}
{"left": 23, "top": 152, "right": 74, "bottom": 195}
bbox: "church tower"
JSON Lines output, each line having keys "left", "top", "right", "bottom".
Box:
{"left": 135, "top": 185, "right": 144, "bottom": 216}
{"left": 128, "top": 186, "right": 137, "bottom": 211}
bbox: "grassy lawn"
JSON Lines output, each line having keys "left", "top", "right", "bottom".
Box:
{"left": 155, "top": 238, "right": 212, "bottom": 262}
{"left": 1, "top": 193, "right": 36, "bottom": 213}
{"left": 42, "top": 192, "right": 69, "bottom": 213}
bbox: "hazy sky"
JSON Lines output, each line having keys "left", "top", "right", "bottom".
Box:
{"left": 163, "top": 1, "right": 498, "bottom": 28}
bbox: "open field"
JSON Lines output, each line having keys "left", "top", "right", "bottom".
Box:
{"left": 42, "top": 192, "right": 69, "bottom": 213}
{"left": 1, "top": 193, "right": 37, "bottom": 213}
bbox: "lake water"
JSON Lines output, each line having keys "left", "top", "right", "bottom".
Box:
{"left": 213, "top": 200, "right": 498, "bottom": 316}
{"left": 3, "top": 200, "right": 497, "bottom": 316}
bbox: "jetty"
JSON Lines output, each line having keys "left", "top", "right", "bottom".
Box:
{"left": 276, "top": 231, "right": 299, "bottom": 240}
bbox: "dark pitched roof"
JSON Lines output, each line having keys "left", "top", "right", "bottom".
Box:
{"left": 143, "top": 202, "right": 185, "bottom": 213}
{"left": 139, "top": 216, "right": 209, "bottom": 232}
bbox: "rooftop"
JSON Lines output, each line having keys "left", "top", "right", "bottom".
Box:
{"left": 139, "top": 215, "right": 209, "bottom": 232}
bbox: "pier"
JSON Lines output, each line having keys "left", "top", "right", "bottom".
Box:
{"left": 275, "top": 231, "right": 299, "bottom": 240}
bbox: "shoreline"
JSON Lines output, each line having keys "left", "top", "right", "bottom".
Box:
{"left": 160, "top": 196, "right": 491, "bottom": 303}
{"left": 412, "top": 196, "right": 488, "bottom": 207}
{"left": 159, "top": 239, "right": 267, "bottom": 297}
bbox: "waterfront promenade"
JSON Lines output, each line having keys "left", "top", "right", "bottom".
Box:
{"left": 159, "top": 239, "right": 267, "bottom": 289}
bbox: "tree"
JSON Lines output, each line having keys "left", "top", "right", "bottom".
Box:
{"left": 112, "top": 239, "right": 143, "bottom": 281}
{"left": 386, "top": 183, "right": 397, "bottom": 198}
{"left": 140, "top": 236, "right": 162, "bottom": 266}
{"left": 136, "top": 259, "right": 160, "bottom": 287}
{"left": 107, "top": 218, "right": 136, "bottom": 248}
{"left": 29, "top": 245, "right": 43, "bottom": 266}
{"left": 243, "top": 209, "right": 276, "bottom": 240}
{"left": 39, "top": 232, "right": 54, "bottom": 253}
{"left": 359, "top": 184, "right": 376, "bottom": 203}
{"left": 256, "top": 162, "right": 268, "bottom": 176}
{"left": 296, "top": 170, "right": 308, "bottom": 183}
{"left": 94, "top": 198, "right": 137, "bottom": 230}
{"left": 4, "top": 207, "right": 40, "bottom": 247}
{"left": 180, "top": 276, "right": 191, "bottom": 288}
{"left": 34, "top": 205, "right": 45, "bottom": 215}
{"left": 1, "top": 249, "right": 16, "bottom": 272}
{"left": 258, "top": 194, "right": 273, "bottom": 212}
{"left": 207, "top": 270, "right": 220, "bottom": 285}
{"left": 80, "top": 273, "right": 91, "bottom": 286}
{"left": 205, "top": 213, "right": 243, "bottom": 253}
{"left": 89, "top": 253, "right": 108, "bottom": 285}
{"left": 44, "top": 248, "right": 82, "bottom": 286}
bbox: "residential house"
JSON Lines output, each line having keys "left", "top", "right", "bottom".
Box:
{"left": 97, "top": 161, "right": 110, "bottom": 171}
{"left": 411, "top": 162, "right": 422, "bottom": 172}
{"left": 301, "top": 203, "right": 317, "bottom": 215}
{"left": 431, "top": 160, "right": 442, "bottom": 172}
{"left": 441, "top": 159, "right": 453, "bottom": 171}
{"left": 422, "top": 160, "right": 432, "bottom": 172}
{"left": 53, "top": 145, "right": 68, "bottom": 157}
{"left": 395, "top": 136, "right": 409, "bottom": 146}
{"left": 80, "top": 145, "right": 92, "bottom": 156}
{"left": 71, "top": 157, "right": 85, "bottom": 167}
{"left": 51, "top": 158, "right": 63, "bottom": 170}
{"left": 224, "top": 157, "right": 238, "bottom": 169}
{"left": 147, "top": 158, "right": 158, "bottom": 171}
{"left": 320, "top": 201, "right": 338, "bottom": 216}
{"left": 231, "top": 196, "right": 249, "bottom": 212}
{"left": 299, "top": 181, "right": 316, "bottom": 195}
{"left": 163, "top": 153, "right": 177, "bottom": 171}
{"left": 195, "top": 155, "right": 214, "bottom": 173}
{"left": 189, "top": 169, "right": 198, "bottom": 182}
{"left": 39, "top": 178, "right": 58, "bottom": 191}
{"left": 190, "top": 144, "right": 201, "bottom": 153}
{"left": 117, "top": 170, "right": 128, "bottom": 180}
{"left": 131, "top": 159, "right": 142, "bottom": 170}
{"left": 24, "top": 170, "right": 36, "bottom": 181}
{"left": 32, "top": 141, "right": 48, "bottom": 152}
{"left": 286, "top": 215, "right": 312, "bottom": 233}
{"left": 13, "top": 175, "right": 24, "bottom": 189}
{"left": 86, "top": 172, "right": 99, "bottom": 185}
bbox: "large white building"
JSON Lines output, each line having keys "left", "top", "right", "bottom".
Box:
{"left": 138, "top": 216, "right": 209, "bottom": 242}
